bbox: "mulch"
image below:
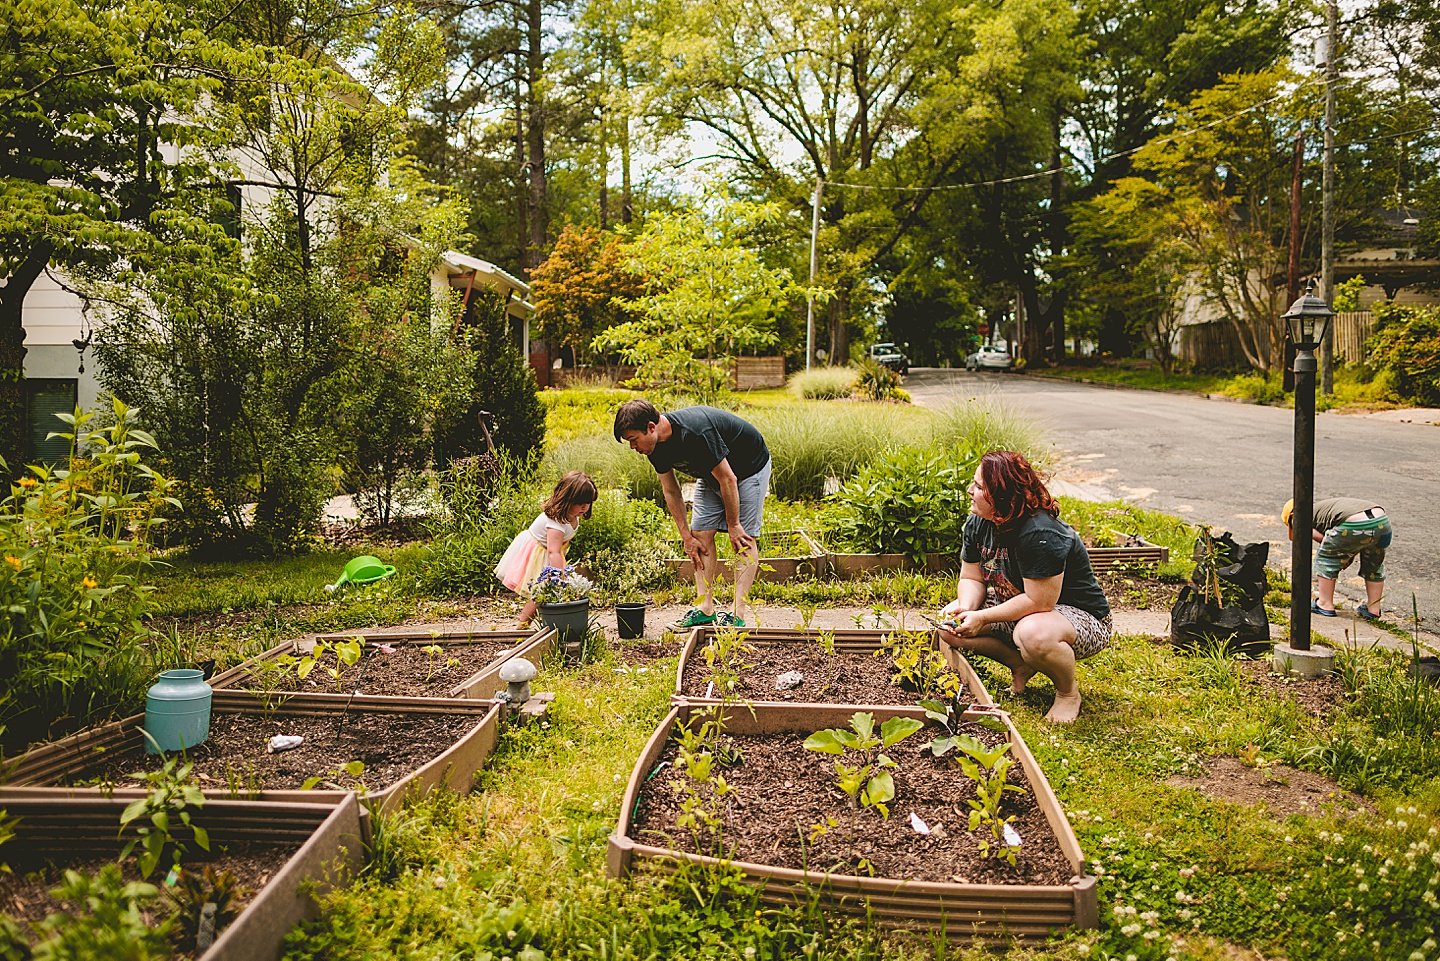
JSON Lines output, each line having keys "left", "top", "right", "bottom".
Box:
{"left": 679, "top": 642, "right": 967, "bottom": 705}
{"left": 633, "top": 723, "right": 1072, "bottom": 886}
{"left": 72, "top": 709, "right": 486, "bottom": 794}
{"left": 1238, "top": 660, "right": 1349, "bottom": 719}
{"left": 235, "top": 640, "right": 517, "bottom": 698}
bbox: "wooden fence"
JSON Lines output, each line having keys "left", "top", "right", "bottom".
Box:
{"left": 1177, "top": 311, "right": 1375, "bottom": 370}
{"left": 1332, "top": 311, "right": 1374, "bottom": 364}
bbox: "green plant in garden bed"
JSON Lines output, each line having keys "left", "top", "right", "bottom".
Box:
{"left": 120, "top": 753, "right": 210, "bottom": 881}
{"left": 876, "top": 629, "right": 959, "bottom": 698}
{"left": 919, "top": 701, "right": 1026, "bottom": 864}
{"left": 828, "top": 444, "right": 978, "bottom": 562}
{"left": 804, "top": 712, "right": 924, "bottom": 818}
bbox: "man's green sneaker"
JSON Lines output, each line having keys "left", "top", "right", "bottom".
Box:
{"left": 669, "top": 607, "right": 717, "bottom": 630}
{"left": 716, "top": 611, "right": 746, "bottom": 628}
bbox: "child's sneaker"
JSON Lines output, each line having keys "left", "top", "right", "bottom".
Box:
{"left": 669, "top": 607, "right": 717, "bottom": 629}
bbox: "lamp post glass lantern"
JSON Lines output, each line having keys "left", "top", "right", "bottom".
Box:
{"left": 1284, "top": 282, "right": 1334, "bottom": 654}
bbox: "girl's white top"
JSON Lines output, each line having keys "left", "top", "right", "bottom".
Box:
{"left": 527, "top": 512, "right": 576, "bottom": 545}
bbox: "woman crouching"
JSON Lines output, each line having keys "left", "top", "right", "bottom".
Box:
{"left": 938, "top": 450, "right": 1112, "bottom": 724}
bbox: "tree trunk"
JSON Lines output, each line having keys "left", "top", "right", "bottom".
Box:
{"left": 620, "top": 62, "right": 633, "bottom": 225}
{"left": 598, "top": 98, "right": 609, "bottom": 231}
{"left": 0, "top": 244, "right": 52, "bottom": 474}
{"left": 1047, "top": 118, "right": 1066, "bottom": 363}
{"left": 525, "top": 0, "right": 547, "bottom": 271}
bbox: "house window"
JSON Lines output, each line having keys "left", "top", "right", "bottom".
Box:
{"left": 27, "top": 379, "right": 77, "bottom": 464}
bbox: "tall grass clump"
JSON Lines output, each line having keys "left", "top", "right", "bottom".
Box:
{"left": 749, "top": 404, "right": 919, "bottom": 500}
{"left": 788, "top": 365, "right": 856, "bottom": 400}
{"left": 929, "top": 394, "right": 1052, "bottom": 468}
{"left": 545, "top": 434, "right": 663, "bottom": 504}
{"left": 419, "top": 451, "right": 542, "bottom": 596}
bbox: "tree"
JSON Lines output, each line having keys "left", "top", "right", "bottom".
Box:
{"left": 0, "top": 0, "right": 243, "bottom": 472}
{"left": 530, "top": 224, "right": 648, "bottom": 367}
{"left": 594, "top": 193, "right": 796, "bottom": 404}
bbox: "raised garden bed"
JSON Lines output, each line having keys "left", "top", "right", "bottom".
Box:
{"left": 1086, "top": 533, "right": 1170, "bottom": 574}
{"left": 665, "top": 529, "right": 826, "bottom": 584}
{"left": 210, "top": 628, "right": 554, "bottom": 700}
{"left": 0, "top": 788, "right": 365, "bottom": 961}
{"left": 674, "top": 626, "right": 992, "bottom": 708}
{"left": 820, "top": 533, "right": 1169, "bottom": 580}
{"left": 4, "top": 697, "right": 501, "bottom": 815}
{"left": 609, "top": 702, "right": 1094, "bottom": 940}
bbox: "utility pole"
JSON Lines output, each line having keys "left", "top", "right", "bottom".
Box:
{"left": 805, "top": 179, "right": 822, "bottom": 371}
{"left": 1320, "top": 0, "right": 1338, "bottom": 394}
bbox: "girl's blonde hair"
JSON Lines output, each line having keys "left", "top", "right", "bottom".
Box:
{"left": 542, "top": 470, "right": 598, "bottom": 522}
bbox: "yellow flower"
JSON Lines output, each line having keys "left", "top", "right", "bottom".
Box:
{"left": 17, "top": 477, "right": 35, "bottom": 488}
{"left": 82, "top": 576, "right": 97, "bottom": 589}
{"left": 4, "top": 555, "right": 20, "bottom": 570}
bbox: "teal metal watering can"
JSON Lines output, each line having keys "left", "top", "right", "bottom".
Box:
{"left": 324, "top": 555, "right": 396, "bottom": 594}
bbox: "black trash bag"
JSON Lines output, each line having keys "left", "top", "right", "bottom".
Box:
{"left": 1170, "top": 585, "right": 1271, "bottom": 655}
{"left": 1171, "top": 530, "right": 1271, "bottom": 654}
{"left": 1188, "top": 530, "right": 1269, "bottom": 609}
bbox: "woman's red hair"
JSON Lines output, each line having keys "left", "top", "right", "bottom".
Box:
{"left": 979, "top": 451, "right": 1058, "bottom": 527}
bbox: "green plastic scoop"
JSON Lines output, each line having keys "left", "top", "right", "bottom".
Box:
{"left": 324, "top": 555, "right": 396, "bottom": 593}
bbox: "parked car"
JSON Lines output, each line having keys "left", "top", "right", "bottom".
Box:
{"left": 867, "top": 342, "right": 909, "bottom": 375}
{"left": 965, "top": 345, "right": 1013, "bottom": 370}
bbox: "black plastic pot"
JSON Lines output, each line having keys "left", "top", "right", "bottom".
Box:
{"left": 615, "top": 603, "right": 647, "bottom": 639}
{"left": 539, "top": 599, "right": 590, "bottom": 644}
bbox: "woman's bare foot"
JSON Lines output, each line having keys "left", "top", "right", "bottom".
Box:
{"left": 1009, "top": 665, "right": 1035, "bottom": 694}
{"left": 1045, "top": 691, "right": 1083, "bottom": 724}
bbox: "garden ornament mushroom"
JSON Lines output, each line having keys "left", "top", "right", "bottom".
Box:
{"left": 498, "top": 657, "right": 537, "bottom": 704}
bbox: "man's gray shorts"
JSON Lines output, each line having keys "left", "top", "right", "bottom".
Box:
{"left": 691, "top": 458, "right": 771, "bottom": 536}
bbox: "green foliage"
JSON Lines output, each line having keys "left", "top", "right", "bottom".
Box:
{"left": 875, "top": 630, "right": 959, "bottom": 698}
{"left": 593, "top": 191, "right": 796, "bottom": 406}
{"left": 438, "top": 290, "right": 547, "bottom": 464}
{"left": 1334, "top": 275, "right": 1368, "bottom": 313}
{"left": 1368, "top": 303, "right": 1440, "bottom": 406}
{"left": 673, "top": 713, "right": 739, "bottom": 856}
{"left": 119, "top": 755, "right": 209, "bottom": 880}
{"left": 851, "top": 359, "right": 902, "bottom": 401}
{"left": 700, "top": 629, "right": 756, "bottom": 700}
{"left": 747, "top": 404, "right": 920, "bottom": 501}
{"left": 928, "top": 395, "right": 1052, "bottom": 469}
{"left": 544, "top": 434, "right": 663, "bottom": 505}
{"left": 828, "top": 445, "right": 978, "bottom": 561}
{"left": 803, "top": 712, "right": 924, "bottom": 818}
{"left": 291, "top": 637, "right": 364, "bottom": 694}
{"left": 787, "top": 367, "right": 856, "bottom": 400}
{"left": 419, "top": 453, "right": 542, "bottom": 596}
{"left": 29, "top": 865, "right": 172, "bottom": 961}
{"left": 568, "top": 490, "right": 674, "bottom": 597}
{"left": 166, "top": 866, "right": 243, "bottom": 955}
{"left": 0, "top": 404, "right": 178, "bottom": 751}
{"left": 918, "top": 705, "right": 1026, "bottom": 865}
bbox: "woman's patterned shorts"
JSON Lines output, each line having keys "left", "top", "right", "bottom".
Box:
{"left": 983, "top": 603, "right": 1113, "bottom": 661}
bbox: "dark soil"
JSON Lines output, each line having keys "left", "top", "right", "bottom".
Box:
{"left": 679, "top": 642, "right": 966, "bottom": 705}
{"left": 1238, "top": 660, "right": 1349, "bottom": 719}
{"left": 0, "top": 842, "right": 298, "bottom": 952}
{"left": 71, "top": 709, "right": 486, "bottom": 793}
{"left": 633, "top": 724, "right": 1073, "bottom": 885}
{"left": 1167, "top": 756, "right": 1370, "bottom": 818}
{"left": 1095, "top": 569, "right": 1184, "bottom": 612}
{"left": 235, "top": 639, "right": 517, "bottom": 698}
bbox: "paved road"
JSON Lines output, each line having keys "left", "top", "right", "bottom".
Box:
{"left": 906, "top": 368, "right": 1440, "bottom": 629}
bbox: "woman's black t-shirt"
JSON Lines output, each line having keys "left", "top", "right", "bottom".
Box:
{"left": 961, "top": 512, "right": 1111, "bottom": 620}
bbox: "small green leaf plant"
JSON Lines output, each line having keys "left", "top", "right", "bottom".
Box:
{"left": 294, "top": 637, "right": 364, "bottom": 693}
{"left": 919, "top": 700, "right": 1026, "bottom": 865}
{"left": 420, "top": 644, "right": 448, "bottom": 683}
{"left": 803, "top": 712, "right": 924, "bottom": 818}
{"left": 166, "top": 864, "right": 245, "bottom": 953}
{"left": 876, "top": 630, "right": 959, "bottom": 699}
{"left": 816, "top": 628, "right": 837, "bottom": 658}
{"left": 301, "top": 760, "right": 368, "bottom": 794}
{"left": 119, "top": 754, "right": 210, "bottom": 881}
{"left": 672, "top": 711, "right": 739, "bottom": 856}
{"left": 28, "top": 864, "right": 173, "bottom": 960}
{"left": 701, "top": 628, "right": 755, "bottom": 698}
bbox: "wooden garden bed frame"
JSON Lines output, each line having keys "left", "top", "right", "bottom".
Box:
{"left": 673, "top": 626, "right": 994, "bottom": 709}
{"left": 608, "top": 702, "right": 1095, "bottom": 940}
{"left": 210, "top": 627, "right": 556, "bottom": 700}
{"left": 3, "top": 697, "right": 502, "bottom": 815}
{"left": 665, "top": 529, "right": 827, "bottom": 584}
{"left": 0, "top": 788, "right": 366, "bottom": 961}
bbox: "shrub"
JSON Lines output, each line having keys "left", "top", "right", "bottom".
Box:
{"left": 788, "top": 366, "right": 856, "bottom": 400}
{"left": 929, "top": 395, "right": 1051, "bottom": 469}
{"left": 419, "top": 454, "right": 542, "bottom": 596}
{"left": 828, "top": 445, "right": 980, "bottom": 561}
{"left": 1368, "top": 303, "right": 1440, "bottom": 406}
{"left": 852, "top": 358, "right": 902, "bottom": 400}
{"left": 437, "top": 290, "right": 546, "bottom": 464}
{"left": 571, "top": 490, "right": 676, "bottom": 598}
{"left": 748, "top": 405, "right": 918, "bottom": 501}
{"left": 0, "top": 403, "right": 179, "bottom": 751}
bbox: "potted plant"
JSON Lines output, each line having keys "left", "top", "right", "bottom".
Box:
{"left": 531, "top": 566, "right": 594, "bottom": 643}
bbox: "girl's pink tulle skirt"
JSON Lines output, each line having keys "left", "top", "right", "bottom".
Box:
{"left": 495, "top": 534, "right": 547, "bottom": 598}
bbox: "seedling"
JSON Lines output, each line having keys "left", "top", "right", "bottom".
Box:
{"left": 421, "top": 643, "right": 446, "bottom": 682}
{"left": 918, "top": 700, "right": 1025, "bottom": 864}
{"left": 877, "top": 630, "right": 959, "bottom": 698}
{"left": 119, "top": 753, "right": 210, "bottom": 880}
{"left": 702, "top": 628, "right": 755, "bottom": 698}
{"left": 302, "top": 760, "right": 368, "bottom": 794}
{"left": 817, "top": 628, "right": 837, "bottom": 658}
{"left": 804, "top": 712, "right": 924, "bottom": 818}
{"left": 297, "top": 636, "right": 365, "bottom": 693}
{"left": 796, "top": 602, "right": 819, "bottom": 631}
{"left": 673, "top": 710, "right": 738, "bottom": 855}
{"left": 167, "top": 865, "right": 245, "bottom": 953}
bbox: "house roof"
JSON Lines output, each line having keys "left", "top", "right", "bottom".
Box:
{"left": 439, "top": 251, "right": 533, "bottom": 317}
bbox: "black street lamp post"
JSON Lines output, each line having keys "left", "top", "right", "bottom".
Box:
{"left": 1283, "top": 283, "right": 1334, "bottom": 654}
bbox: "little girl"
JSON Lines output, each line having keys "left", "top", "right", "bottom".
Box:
{"left": 495, "top": 470, "right": 598, "bottom": 627}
